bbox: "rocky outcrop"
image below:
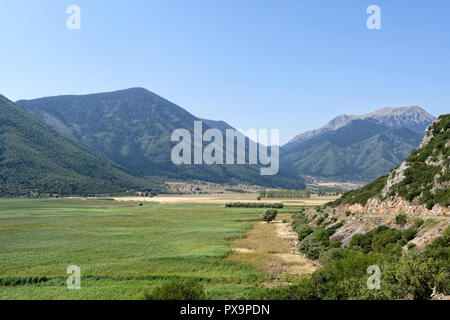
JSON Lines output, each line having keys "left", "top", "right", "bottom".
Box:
{"left": 335, "top": 196, "right": 449, "bottom": 217}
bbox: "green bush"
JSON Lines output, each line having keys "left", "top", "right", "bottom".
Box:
{"left": 262, "top": 209, "right": 278, "bottom": 223}
{"left": 329, "top": 240, "right": 342, "bottom": 248}
{"left": 316, "top": 217, "right": 325, "bottom": 226}
{"left": 402, "top": 227, "right": 418, "bottom": 242}
{"left": 144, "top": 279, "right": 205, "bottom": 300}
{"left": 298, "top": 233, "right": 325, "bottom": 260}
{"left": 297, "top": 225, "right": 314, "bottom": 241}
{"left": 225, "top": 202, "right": 283, "bottom": 208}
{"left": 395, "top": 214, "right": 407, "bottom": 226}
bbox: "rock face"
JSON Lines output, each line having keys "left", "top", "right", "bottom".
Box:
{"left": 336, "top": 197, "right": 449, "bottom": 217}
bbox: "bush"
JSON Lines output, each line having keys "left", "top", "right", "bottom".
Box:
{"left": 329, "top": 240, "right": 342, "bottom": 248}
{"left": 383, "top": 254, "right": 441, "bottom": 300}
{"left": 316, "top": 217, "right": 325, "bottom": 226}
{"left": 297, "top": 225, "right": 314, "bottom": 241}
{"left": 395, "top": 214, "right": 407, "bottom": 226}
{"left": 225, "top": 202, "right": 283, "bottom": 208}
{"left": 298, "top": 233, "right": 325, "bottom": 260}
{"left": 144, "top": 279, "right": 205, "bottom": 300}
{"left": 402, "top": 227, "right": 418, "bottom": 242}
{"left": 318, "top": 248, "right": 346, "bottom": 264}
{"left": 262, "top": 209, "right": 278, "bottom": 223}
{"left": 345, "top": 211, "right": 351, "bottom": 217}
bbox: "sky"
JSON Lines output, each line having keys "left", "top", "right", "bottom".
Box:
{"left": 0, "top": 0, "right": 449, "bottom": 144}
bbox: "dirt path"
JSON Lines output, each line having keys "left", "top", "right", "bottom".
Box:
{"left": 227, "top": 214, "right": 319, "bottom": 282}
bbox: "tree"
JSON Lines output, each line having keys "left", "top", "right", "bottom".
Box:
{"left": 262, "top": 209, "right": 278, "bottom": 223}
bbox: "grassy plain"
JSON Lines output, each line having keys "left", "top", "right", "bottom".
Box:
{"left": 0, "top": 198, "right": 308, "bottom": 299}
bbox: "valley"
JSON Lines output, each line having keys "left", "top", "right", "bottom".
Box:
{"left": 0, "top": 90, "right": 448, "bottom": 301}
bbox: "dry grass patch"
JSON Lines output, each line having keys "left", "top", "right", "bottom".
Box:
{"left": 226, "top": 215, "right": 318, "bottom": 279}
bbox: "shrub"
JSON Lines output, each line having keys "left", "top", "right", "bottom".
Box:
{"left": 395, "top": 214, "right": 407, "bottom": 226}
{"left": 318, "top": 248, "right": 346, "bottom": 264}
{"left": 262, "top": 209, "right": 278, "bottom": 223}
{"left": 329, "top": 240, "right": 342, "bottom": 248}
{"left": 316, "top": 217, "right": 325, "bottom": 226}
{"left": 407, "top": 243, "right": 416, "bottom": 250}
{"left": 225, "top": 202, "right": 283, "bottom": 208}
{"left": 144, "top": 279, "right": 205, "bottom": 300}
{"left": 298, "top": 234, "right": 325, "bottom": 260}
{"left": 297, "top": 226, "right": 314, "bottom": 241}
{"left": 402, "top": 227, "right": 418, "bottom": 242}
{"left": 383, "top": 254, "right": 441, "bottom": 300}
{"left": 325, "top": 222, "right": 344, "bottom": 236}
{"left": 345, "top": 211, "right": 351, "bottom": 217}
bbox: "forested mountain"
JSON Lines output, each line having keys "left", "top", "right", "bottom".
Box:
{"left": 18, "top": 88, "right": 304, "bottom": 189}
{"left": 281, "top": 107, "right": 435, "bottom": 183}
{"left": 0, "top": 95, "right": 159, "bottom": 197}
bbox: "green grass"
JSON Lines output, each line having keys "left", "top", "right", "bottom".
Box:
{"left": 0, "top": 198, "right": 279, "bottom": 299}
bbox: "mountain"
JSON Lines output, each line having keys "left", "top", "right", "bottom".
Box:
{"left": 0, "top": 94, "right": 160, "bottom": 197}
{"left": 200, "top": 118, "right": 234, "bottom": 134}
{"left": 281, "top": 107, "right": 435, "bottom": 183}
{"left": 329, "top": 114, "right": 449, "bottom": 215}
{"left": 18, "top": 88, "right": 304, "bottom": 189}
{"left": 286, "top": 106, "right": 435, "bottom": 149}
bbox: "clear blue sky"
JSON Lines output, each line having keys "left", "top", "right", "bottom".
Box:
{"left": 1, "top": 0, "right": 449, "bottom": 144}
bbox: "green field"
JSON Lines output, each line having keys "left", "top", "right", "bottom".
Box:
{"left": 0, "top": 198, "right": 284, "bottom": 299}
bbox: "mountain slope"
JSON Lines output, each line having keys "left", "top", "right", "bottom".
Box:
{"left": 281, "top": 107, "right": 434, "bottom": 183}
{"left": 18, "top": 88, "right": 304, "bottom": 189}
{"left": 0, "top": 94, "right": 160, "bottom": 197}
{"left": 329, "top": 114, "right": 450, "bottom": 215}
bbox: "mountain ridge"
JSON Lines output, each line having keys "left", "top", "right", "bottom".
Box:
{"left": 18, "top": 88, "right": 304, "bottom": 189}
{"left": 280, "top": 106, "right": 435, "bottom": 183}
{"left": 285, "top": 106, "right": 435, "bottom": 148}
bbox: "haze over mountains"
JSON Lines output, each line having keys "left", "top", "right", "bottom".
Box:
{"left": 18, "top": 88, "right": 304, "bottom": 190}
{"left": 281, "top": 106, "right": 435, "bottom": 183}
{"left": 2, "top": 87, "right": 435, "bottom": 196}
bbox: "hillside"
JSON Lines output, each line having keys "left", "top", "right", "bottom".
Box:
{"left": 17, "top": 88, "right": 304, "bottom": 189}
{"left": 0, "top": 94, "right": 159, "bottom": 197}
{"left": 281, "top": 106, "right": 434, "bottom": 183}
{"left": 329, "top": 114, "right": 450, "bottom": 215}
{"left": 281, "top": 119, "right": 424, "bottom": 182}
